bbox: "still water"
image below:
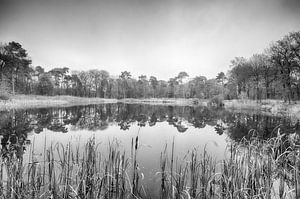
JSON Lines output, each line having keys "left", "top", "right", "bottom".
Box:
{"left": 0, "top": 103, "right": 298, "bottom": 194}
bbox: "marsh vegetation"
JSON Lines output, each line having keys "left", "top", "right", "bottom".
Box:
{"left": 0, "top": 104, "right": 300, "bottom": 198}
{"left": 0, "top": 132, "right": 299, "bottom": 198}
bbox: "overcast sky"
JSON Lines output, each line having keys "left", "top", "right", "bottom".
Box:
{"left": 1, "top": 0, "right": 300, "bottom": 80}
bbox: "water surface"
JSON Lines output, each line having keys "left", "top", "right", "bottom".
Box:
{"left": 0, "top": 103, "right": 298, "bottom": 194}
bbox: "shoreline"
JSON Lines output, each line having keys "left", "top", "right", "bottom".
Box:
{"left": 224, "top": 99, "right": 300, "bottom": 119}
{"left": 0, "top": 95, "right": 207, "bottom": 110}
{"left": 1, "top": 95, "right": 300, "bottom": 119}
{"left": 0, "top": 95, "right": 118, "bottom": 110}
{"left": 117, "top": 97, "right": 207, "bottom": 106}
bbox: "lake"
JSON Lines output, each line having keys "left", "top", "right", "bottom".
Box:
{"left": 0, "top": 103, "right": 298, "bottom": 198}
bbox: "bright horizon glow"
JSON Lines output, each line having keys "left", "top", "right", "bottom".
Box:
{"left": 1, "top": 0, "right": 300, "bottom": 80}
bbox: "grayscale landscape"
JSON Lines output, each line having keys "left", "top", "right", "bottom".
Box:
{"left": 0, "top": 0, "right": 300, "bottom": 198}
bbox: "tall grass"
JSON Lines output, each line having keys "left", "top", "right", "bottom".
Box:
{"left": 0, "top": 132, "right": 299, "bottom": 198}
{"left": 158, "top": 133, "right": 299, "bottom": 199}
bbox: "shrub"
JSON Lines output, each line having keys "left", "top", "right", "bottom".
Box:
{"left": 0, "top": 81, "right": 11, "bottom": 100}
{"left": 37, "top": 74, "right": 54, "bottom": 95}
{"left": 0, "top": 92, "right": 9, "bottom": 100}
{"left": 208, "top": 95, "right": 224, "bottom": 107}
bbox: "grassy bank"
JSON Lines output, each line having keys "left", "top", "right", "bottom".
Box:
{"left": 2, "top": 95, "right": 300, "bottom": 119}
{"left": 0, "top": 95, "right": 206, "bottom": 110}
{"left": 118, "top": 97, "right": 207, "bottom": 106}
{"left": 0, "top": 95, "right": 118, "bottom": 110}
{"left": 224, "top": 99, "right": 300, "bottom": 118}
{"left": 0, "top": 134, "right": 299, "bottom": 198}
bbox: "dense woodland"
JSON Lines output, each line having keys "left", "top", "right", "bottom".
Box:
{"left": 0, "top": 31, "right": 300, "bottom": 102}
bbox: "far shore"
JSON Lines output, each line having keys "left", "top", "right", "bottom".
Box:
{"left": 0, "top": 95, "right": 207, "bottom": 110}
{"left": 224, "top": 99, "right": 300, "bottom": 119}
{"left": 1, "top": 95, "right": 300, "bottom": 119}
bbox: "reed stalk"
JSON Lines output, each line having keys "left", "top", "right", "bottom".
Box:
{"left": 0, "top": 132, "right": 298, "bottom": 198}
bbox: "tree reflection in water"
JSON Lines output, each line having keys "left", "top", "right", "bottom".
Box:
{"left": 0, "top": 104, "right": 298, "bottom": 157}
{"left": 0, "top": 110, "right": 32, "bottom": 160}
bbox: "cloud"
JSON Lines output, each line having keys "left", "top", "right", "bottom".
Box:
{"left": 1, "top": 0, "right": 300, "bottom": 79}
{"left": 280, "top": 0, "right": 300, "bottom": 12}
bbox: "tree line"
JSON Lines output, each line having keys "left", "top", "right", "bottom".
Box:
{"left": 0, "top": 42, "right": 224, "bottom": 99}
{"left": 226, "top": 31, "right": 300, "bottom": 102}
{"left": 0, "top": 30, "right": 300, "bottom": 101}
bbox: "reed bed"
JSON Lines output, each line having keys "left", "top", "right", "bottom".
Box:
{"left": 0, "top": 132, "right": 299, "bottom": 198}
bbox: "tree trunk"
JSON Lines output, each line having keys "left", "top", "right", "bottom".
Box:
{"left": 0, "top": 68, "right": 3, "bottom": 82}
{"left": 265, "top": 81, "right": 270, "bottom": 99}
{"left": 256, "top": 82, "right": 259, "bottom": 101}
{"left": 297, "top": 86, "right": 300, "bottom": 100}
{"left": 95, "top": 84, "right": 98, "bottom": 97}
{"left": 12, "top": 72, "right": 15, "bottom": 95}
